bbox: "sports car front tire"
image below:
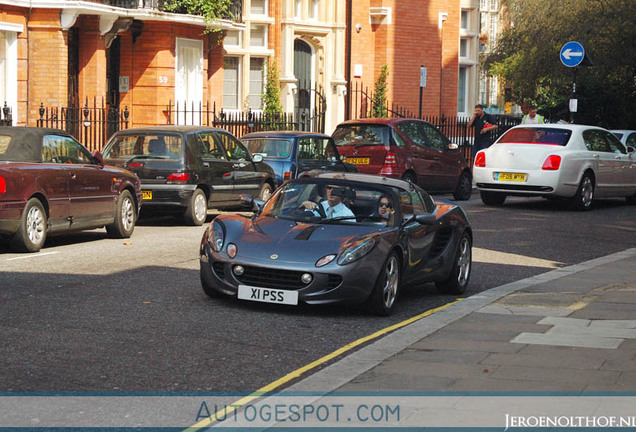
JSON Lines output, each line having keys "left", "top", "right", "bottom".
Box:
{"left": 201, "top": 273, "right": 221, "bottom": 298}
{"left": 367, "top": 252, "right": 401, "bottom": 316}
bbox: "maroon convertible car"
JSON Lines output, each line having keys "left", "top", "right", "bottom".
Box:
{"left": 0, "top": 127, "right": 142, "bottom": 252}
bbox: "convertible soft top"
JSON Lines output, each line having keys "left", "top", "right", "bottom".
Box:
{"left": 0, "top": 127, "right": 73, "bottom": 163}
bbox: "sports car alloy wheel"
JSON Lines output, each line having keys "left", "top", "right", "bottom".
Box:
{"left": 436, "top": 232, "right": 472, "bottom": 295}
{"left": 368, "top": 253, "right": 401, "bottom": 316}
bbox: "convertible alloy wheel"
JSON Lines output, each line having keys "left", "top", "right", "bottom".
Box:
{"left": 368, "top": 252, "right": 401, "bottom": 316}
{"left": 107, "top": 190, "right": 136, "bottom": 238}
{"left": 11, "top": 198, "right": 47, "bottom": 252}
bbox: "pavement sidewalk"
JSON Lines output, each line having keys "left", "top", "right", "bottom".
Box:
{"left": 289, "top": 247, "right": 636, "bottom": 394}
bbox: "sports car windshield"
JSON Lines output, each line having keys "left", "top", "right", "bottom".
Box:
{"left": 497, "top": 127, "right": 572, "bottom": 146}
{"left": 261, "top": 181, "right": 396, "bottom": 225}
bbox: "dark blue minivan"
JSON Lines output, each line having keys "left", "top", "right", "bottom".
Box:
{"left": 241, "top": 131, "right": 356, "bottom": 186}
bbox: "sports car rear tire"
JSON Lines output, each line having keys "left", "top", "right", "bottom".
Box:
{"left": 185, "top": 188, "right": 208, "bottom": 226}
{"left": 453, "top": 172, "right": 472, "bottom": 201}
{"left": 11, "top": 198, "right": 47, "bottom": 253}
{"left": 436, "top": 232, "right": 471, "bottom": 295}
{"left": 480, "top": 190, "right": 506, "bottom": 206}
{"left": 367, "top": 252, "right": 401, "bottom": 316}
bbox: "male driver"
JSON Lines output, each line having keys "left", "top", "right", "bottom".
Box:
{"left": 467, "top": 104, "right": 498, "bottom": 156}
{"left": 302, "top": 185, "right": 354, "bottom": 218}
{"left": 521, "top": 105, "right": 545, "bottom": 124}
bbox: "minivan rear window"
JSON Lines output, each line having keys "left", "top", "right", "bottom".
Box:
{"left": 497, "top": 127, "right": 571, "bottom": 146}
{"left": 332, "top": 125, "right": 389, "bottom": 147}
{"left": 244, "top": 138, "right": 292, "bottom": 159}
{"left": 103, "top": 134, "right": 183, "bottom": 159}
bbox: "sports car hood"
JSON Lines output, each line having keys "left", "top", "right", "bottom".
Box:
{"left": 217, "top": 215, "right": 383, "bottom": 264}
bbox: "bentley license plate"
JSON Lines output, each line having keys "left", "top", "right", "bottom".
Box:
{"left": 238, "top": 285, "right": 299, "bottom": 305}
{"left": 494, "top": 172, "right": 527, "bottom": 182}
{"left": 142, "top": 190, "right": 153, "bottom": 200}
{"left": 344, "top": 157, "right": 370, "bottom": 165}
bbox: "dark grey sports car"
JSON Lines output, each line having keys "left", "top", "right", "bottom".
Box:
{"left": 199, "top": 173, "right": 472, "bottom": 315}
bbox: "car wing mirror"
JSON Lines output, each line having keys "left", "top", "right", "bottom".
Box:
{"left": 239, "top": 193, "right": 264, "bottom": 212}
{"left": 252, "top": 153, "right": 264, "bottom": 163}
{"left": 415, "top": 213, "right": 436, "bottom": 225}
{"left": 627, "top": 146, "right": 635, "bottom": 153}
{"left": 92, "top": 150, "right": 105, "bottom": 167}
{"left": 447, "top": 143, "right": 459, "bottom": 151}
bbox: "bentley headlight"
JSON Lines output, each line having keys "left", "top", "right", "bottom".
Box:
{"left": 337, "top": 237, "right": 377, "bottom": 265}
{"left": 209, "top": 220, "right": 225, "bottom": 252}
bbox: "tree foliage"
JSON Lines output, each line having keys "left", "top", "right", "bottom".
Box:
{"left": 372, "top": 64, "right": 390, "bottom": 118}
{"left": 484, "top": 0, "right": 636, "bottom": 128}
{"left": 161, "top": 0, "right": 233, "bottom": 31}
{"left": 262, "top": 59, "right": 283, "bottom": 117}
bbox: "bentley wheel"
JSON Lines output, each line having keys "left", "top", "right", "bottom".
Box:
{"left": 436, "top": 232, "right": 472, "bottom": 295}
{"left": 11, "top": 198, "right": 47, "bottom": 253}
{"left": 106, "top": 190, "right": 136, "bottom": 238}
{"left": 367, "top": 252, "right": 401, "bottom": 316}
{"left": 453, "top": 172, "right": 473, "bottom": 201}
{"left": 185, "top": 188, "right": 208, "bottom": 226}
{"left": 570, "top": 173, "right": 594, "bottom": 211}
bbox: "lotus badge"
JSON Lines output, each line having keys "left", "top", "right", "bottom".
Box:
{"left": 270, "top": 254, "right": 278, "bottom": 260}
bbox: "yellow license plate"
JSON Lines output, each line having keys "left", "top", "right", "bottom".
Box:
{"left": 344, "top": 157, "right": 370, "bottom": 165}
{"left": 142, "top": 190, "right": 153, "bottom": 200}
{"left": 495, "top": 172, "right": 527, "bottom": 182}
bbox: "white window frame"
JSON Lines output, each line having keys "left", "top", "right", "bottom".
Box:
{"left": 223, "top": 29, "right": 242, "bottom": 48}
{"left": 0, "top": 25, "right": 20, "bottom": 125}
{"left": 175, "top": 37, "right": 204, "bottom": 125}
{"left": 295, "top": 0, "right": 302, "bottom": 19}
{"left": 248, "top": 57, "right": 265, "bottom": 111}
{"left": 223, "top": 56, "right": 241, "bottom": 112}
{"left": 457, "top": 66, "right": 468, "bottom": 115}
{"left": 250, "top": 0, "right": 268, "bottom": 16}
{"left": 310, "top": 0, "right": 319, "bottom": 21}
{"left": 250, "top": 24, "right": 268, "bottom": 49}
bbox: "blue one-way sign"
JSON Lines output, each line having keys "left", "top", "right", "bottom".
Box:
{"left": 560, "top": 41, "right": 585, "bottom": 67}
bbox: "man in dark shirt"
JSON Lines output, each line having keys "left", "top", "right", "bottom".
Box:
{"left": 467, "top": 104, "right": 498, "bottom": 157}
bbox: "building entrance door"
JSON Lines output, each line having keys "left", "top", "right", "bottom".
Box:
{"left": 294, "top": 39, "right": 312, "bottom": 131}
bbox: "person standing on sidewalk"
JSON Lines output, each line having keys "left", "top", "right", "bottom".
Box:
{"left": 467, "top": 104, "right": 498, "bottom": 157}
{"left": 521, "top": 105, "right": 545, "bottom": 124}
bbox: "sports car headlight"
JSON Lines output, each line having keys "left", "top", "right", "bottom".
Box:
{"left": 209, "top": 220, "right": 225, "bottom": 252}
{"left": 337, "top": 237, "right": 377, "bottom": 266}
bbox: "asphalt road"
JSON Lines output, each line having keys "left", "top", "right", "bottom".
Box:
{"left": 1, "top": 194, "right": 634, "bottom": 392}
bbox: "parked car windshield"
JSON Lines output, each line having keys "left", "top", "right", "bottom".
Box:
{"left": 497, "top": 127, "right": 572, "bottom": 146}
{"left": 261, "top": 180, "right": 396, "bottom": 225}
{"left": 103, "top": 133, "right": 183, "bottom": 160}
{"left": 332, "top": 124, "right": 390, "bottom": 147}
{"left": 244, "top": 138, "right": 292, "bottom": 159}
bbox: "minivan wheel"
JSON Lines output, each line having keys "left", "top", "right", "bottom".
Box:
{"left": 453, "top": 172, "right": 472, "bottom": 201}
{"left": 185, "top": 188, "right": 208, "bottom": 226}
{"left": 259, "top": 183, "right": 273, "bottom": 201}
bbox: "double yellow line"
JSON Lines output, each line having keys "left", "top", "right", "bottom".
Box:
{"left": 186, "top": 299, "right": 462, "bottom": 430}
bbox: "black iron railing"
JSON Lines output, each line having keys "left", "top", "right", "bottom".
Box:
{"left": 0, "top": 102, "right": 12, "bottom": 126}
{"left": 105, "top": 0, "right": 161, "bottom": 9}
{"left": 167, "top": 101, "right": 297, "bottom": 138}
{"left": 37, "top": 98, "right": 129, "bottom": 152}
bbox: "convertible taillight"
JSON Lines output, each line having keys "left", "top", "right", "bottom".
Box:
{"left": 542, "top": 155, "right": 562, "bottom": 171}
{"left": 474, "top": 152, "right": 486, "bottom": 167}
{"left": 168, "top": 173, "right": 190, "bottom": 181}
{"left": 379, "top": 151, "right": 396, "bottom": 176}
{"left": 0, "top": 176, "right": 5, "bottom": 194}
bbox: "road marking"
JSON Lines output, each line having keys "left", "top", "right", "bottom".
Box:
{"left": 473, "top": 247, "right": 563, "bottom": 269}
{"left": 5, "top": 251, "right": 59, "bottom": 261}
{"left": 185, "top": 299, "right": 463, "bottom": 430}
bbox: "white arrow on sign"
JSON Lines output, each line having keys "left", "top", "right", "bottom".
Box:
{"left": 562, "top": 49, "right": 583, "bottom": 60}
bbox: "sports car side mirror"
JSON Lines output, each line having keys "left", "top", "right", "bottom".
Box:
{"left": 627, "top": 146, "right": 635, "bottom": 153}
{"left": 239, "top": 194, "right": 264, "bottom": 212}
{"left": 92, "top": 150, "right": 105, "bottom": 167}
{"left": 447, "top": 143, "right": 459, "bottom": 151}
{"left": 252, "top": 154, "right": 264, "bottom": 163}
{"left": 415, "top": 213, "right": 437, "bottom": 225}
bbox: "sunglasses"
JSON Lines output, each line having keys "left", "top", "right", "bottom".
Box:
{"left": 379, "top": 203, "right": 391, "bottom": 208}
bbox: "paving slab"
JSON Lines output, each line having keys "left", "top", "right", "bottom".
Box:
{"left": 489, "top": 365, "right": 620, "bottom": 385}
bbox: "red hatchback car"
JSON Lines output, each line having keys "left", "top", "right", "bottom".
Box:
{"left": 332, "top": 118, "right": 472, "bottom": 200}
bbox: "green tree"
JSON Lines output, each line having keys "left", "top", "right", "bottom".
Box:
{"left": 372, "top": 64, "right": 389, "bottom": 118}
{"left": 262, "top": 59, "right": 283, "bottom": 117}
{"left": 484, "top": 0, "right": 636, "bottom": 128}
{"left": 161, "top": 0, "right": 233, "bottom": 31}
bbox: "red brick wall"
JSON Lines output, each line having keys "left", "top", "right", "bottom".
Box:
{"left": 0, "top": 6, "right": 28, "bottom": 125}
{"left": 351, "top": 0, "right": 459, "bottom": 117}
